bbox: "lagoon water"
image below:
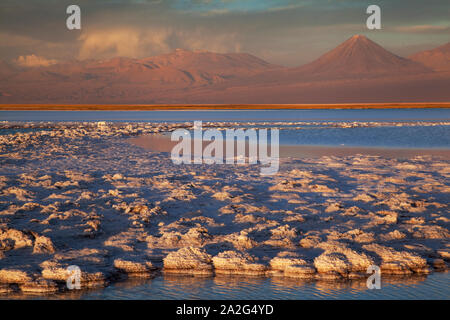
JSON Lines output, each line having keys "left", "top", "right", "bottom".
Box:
{"left": 1, "top": 108, "right": 450, "bottom": 122}
{"left": 279, "top": 125, "right": 450, "bottom": 148}
{"left": 1, "top": 109, "right": 449, "bottom": 148}
{"left": 47, "top": 272, "right": 449, "bottom": 300}
{"left": 2, "top": 108, "right": 449, "bottom": 300}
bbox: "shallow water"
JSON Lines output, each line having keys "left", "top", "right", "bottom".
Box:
{"left": 171, "top": 125, "right": 450, "bottom": 148}
{"left": 279, "top": 125, "right": 450, "bottom": 148}
{"left": 1, "top": 109, "right": 449, "bottom": 300}
{"left": 43, "top": 272, "right": 449, "bottom": 300}
{"left": 2, "top": 109, "right": 449, "bottom": 148}
{"left": 1, "top": 108, "right": 450, "bottom": 122}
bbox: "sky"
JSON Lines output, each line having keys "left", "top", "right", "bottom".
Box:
{"left": 0, "top": 0, "right": 449, "bottom": 67}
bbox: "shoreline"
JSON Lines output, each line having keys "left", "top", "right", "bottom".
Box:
{"left": 3, "top": 270, "right": 449, "bottom": 299}
{"left": 1, "top": 103, "right": 450, "bottom": 111}
{"left": 130, "top": 134, "right": 450, "bottom": 160}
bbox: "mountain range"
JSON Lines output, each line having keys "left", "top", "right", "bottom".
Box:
{"left": 409, "top": 42, "right": 450, "bottom": 71}
{"left": 0, "top": 35, "right": 449, "bottom": 104}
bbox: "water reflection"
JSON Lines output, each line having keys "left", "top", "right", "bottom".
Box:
{"left": 3, "top": 271, "right": 448, "bottom": 300}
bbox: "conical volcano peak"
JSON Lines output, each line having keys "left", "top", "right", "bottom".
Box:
{"left": 350, "top": 34, "right": 367, "bottom": 40}
{"left": 344, "top": 34, "right": 377, "bottom": 48}
{"left": 293, "top": 34, "right": 430, "bottom": 77}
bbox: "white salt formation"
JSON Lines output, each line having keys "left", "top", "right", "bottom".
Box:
{"left": 0, "top": 121, "right": 448, "bottom": 295}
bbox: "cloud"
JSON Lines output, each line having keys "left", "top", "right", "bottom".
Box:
{"left": 0, "top": 32, "right": 43, "bottom": 48}
{"left": 392, "top": 25, "right": 450, "bottom": 34}
{"left": 78, "top": 28, "right": 147, "bottom": 59}
{"left": 1, "top": 0, "right": 450, "bottom": 66}
{"left": 171, "top": 0, "right": 308, "bottom": 14}
{"left": 14, "top": 54, "right": 58, "bottom": 67}
{"left": 77, "top": 27, "right": 241, "bottom": 59}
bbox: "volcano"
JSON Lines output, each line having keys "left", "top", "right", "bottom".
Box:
{"left": 291, "top": 35, "right": 430, "bottom": 79}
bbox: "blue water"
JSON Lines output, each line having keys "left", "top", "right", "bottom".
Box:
{"left": 1, "top": 109, "right": 449, "bottom": 148}
{"left": 1, "top": 108, "right": 449, "bottom": 122}
{"left": 279, "top": 126, "right": 450, "bottom": 148}
{"left": 75, "top": 272, "right": 450, "bottom": 300}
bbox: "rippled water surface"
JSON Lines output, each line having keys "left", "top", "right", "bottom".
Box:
{"left": 279, "top": 126, "right": 450, "bottom": 148}
{"left": 1, "top": 108, "right": 450, "bottom": 122}
{"left": 70, "top": 272, "right": 450, "bottom": 300}
{"left": 1, "top": 109, "right": 450, "bottom": 148}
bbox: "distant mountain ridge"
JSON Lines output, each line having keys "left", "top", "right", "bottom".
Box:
{"left": 0, "top": 35, "right": 449, "bottom": 104}
{"left": 6, "top": 50, "right": 281, "bottom": 87}
{"left": 409, "top": 42, "right": 450, "bottom": 71}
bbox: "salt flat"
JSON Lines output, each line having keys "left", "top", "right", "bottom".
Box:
{"left": 0, "top": 121, "right": 448, "bottom": 296}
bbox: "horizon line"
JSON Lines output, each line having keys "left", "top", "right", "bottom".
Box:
{"left": 1, "top": 102, "right": 450, "bottom": 111}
